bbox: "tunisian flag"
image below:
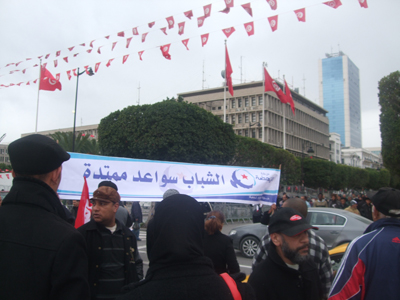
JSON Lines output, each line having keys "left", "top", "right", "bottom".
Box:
{"left": 225, "top": 44, "right": 233, "bottom": 96}
{"left": 284, "top": 79, "right": 296, "bottom": 115}
{"left": 75, "top": 177, "right": 92, "bottom": 229}
{"left": 264, "top": 68, "right": 286, "bottom": 104}
{"left": 39, "top": 66, "right": 62, "bottom": 91}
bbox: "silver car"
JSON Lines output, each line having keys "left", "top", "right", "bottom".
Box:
{"left": 229, "top": 207, "right": 372, "bottom": 258}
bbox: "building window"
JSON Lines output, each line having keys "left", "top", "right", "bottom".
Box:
{"left": 238, "top": 130, "right": 242, "bottom": 136}
{"left": 245, "top": 114, "right": 249, "bottom": 123}
{"left": 0, "top": 149, "right": 3, "bottom": 154}
{"left": 245, "top": 98, "right": 249, "bottom": 107}
{"left": 259, "top": 112, "right": 263, "bottom": 121}
{"left": 212, "top": 107, "right": 216, "bottom": 110}
{"left": 238, "top": 99, "right": 242, "bottom": 107}
{"left": 238, "top": 114, "right": 242, "bottom": 123}
{"left": 232, "top": 115, "right": 236, "bottom": 124}
{"left": 252, "top": 113, "right": 256, "bottom": 122}
{"left": 245, "top": 129, "right": 249, "bottom": 137}
{"left": 259, "top": 128, "right": 263, "bottom": 138}
{"left": 251, "top": 97, "right": 256, "bottom": 106}
{"left": 259, "top": 96, "right": 263, "bottom": 105}
{"left": 226, "top": 115, "right": 228, "bottom": 122}
{"left": 232, "top": 99, "right": 236, "bottom": 108}
{"left": 252, "top": 129, "right": 256, "bottom": 138}
{"left": 218, "top": 106, "right": 222, "bottom": 110}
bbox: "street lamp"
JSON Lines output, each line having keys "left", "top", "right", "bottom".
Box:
{"left": 72, "top": 67, "right": 95, "bottom": 152}
{"left": 301, "top": 141, "right": 314, "bottom": 186}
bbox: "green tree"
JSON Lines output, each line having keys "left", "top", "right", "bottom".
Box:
{"left": 49, "top": 132, "right": 100, "bottom": 154}
{"left": 274, "top": 149, "right": 300, "bottom": 185}
{"left": 98, "top": 99, "right": 236, "bottom": 164}
{"left": 0, "top": 163, "right": 12, "bottom": 171}
{"left": 379, "top": 71, "right": 400, "bottom": 181}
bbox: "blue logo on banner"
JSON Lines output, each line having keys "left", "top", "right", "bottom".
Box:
{"left": 230, "top": 169, "right": 255, "bottom": 189}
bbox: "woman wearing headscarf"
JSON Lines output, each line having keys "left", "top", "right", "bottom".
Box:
{"left": 203, "top": 211, "right": 240, "bottom": 275}
{"left": 117, "top": 194, "right": 255, "bottom": 300}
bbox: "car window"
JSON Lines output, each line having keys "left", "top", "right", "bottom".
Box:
{"left": 309, "top": 212, "right": 346, "bottom": 226}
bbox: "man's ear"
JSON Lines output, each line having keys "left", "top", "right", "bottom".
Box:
{"left": 270, "top": 233, "right": 282, "bottom": 247}
{"left": 113, "top": 201, "right": 120, "bottom": 213}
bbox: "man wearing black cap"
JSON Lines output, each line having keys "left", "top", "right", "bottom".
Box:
{"left": 78, "top": 185, "right": 143, "bottom": 300}
{"left": 329, "top": 187, "right": 400, "bottom": 300}
{"left": 248, "top": 207, "right": 323, "bottom": 300}
{"left": 0, "top": 134, "right": 90, "bottom": 300}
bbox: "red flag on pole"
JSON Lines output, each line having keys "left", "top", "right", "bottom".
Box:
{"left": 225, "top": 44, "right": 233, "bottom": 96}
{"left": 284, "top": 79, "right": 295, "bottom": 115}
{"left": 204, "top": 4, "right": 212, "bottom": 18}
{"left": 184, "top": 10, "right": 193, "bottom": 19}
{"left": 39, "top": 66, "right": 62, "bottom": 91}
{"left": 178, "top": 22, "right": 185, "bottom": 35}
{"left": 132, "top": 27, "right": 139, "bottom": 35}
{"left": 241, "top": 3, "right": 253, "bottom": 16}
{"left": 222, "top": 27, "right": 235, "bottom": 38}
{"left": 323, "top": 0, "right": 342, "bottom": 9}
{"left": 182, "top": 39, "right": 189, "bottom": 50}
{"left": 244, "top": 22, "right": 254, "bottom": 36}
{"left": 166, "top": 16, "right": 175, "bottom": 29}
{"left": 142, "top": 33, "right": 148, "bottom": 43}
{"left": 201, "top": 33, "right": 209, "bottom": 47}
{"left": 267, "top": 0, "right": 277, "bottom": 10}
{"left": 138, "top": 51, "right": 144, "bottom": 60}
{"left": 358, "top": 0, "right": 368, "bottom": 8}
{"left": 161, "top": 27, "right": 168, "bottom": 35}
{"left": 264, "top": 68, "right": 286, "bottom": 104}
{"left": 74, "top": 177, "right": 92, "bottom": 229}
{"left": 268, "top": 15, "right": 278, "bottom": 32}
{"left": 161, "top": 44, "right": 171, "bottom": 60}
{"left": 197, "top": 16, "right": 205, "bottom": 27}
{"left": 294, "top": 8, "right": 306, "bottom": 22}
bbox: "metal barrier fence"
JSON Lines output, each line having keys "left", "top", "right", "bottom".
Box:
{"left": 210, "top": 202, "right": 253, "bottom": 224}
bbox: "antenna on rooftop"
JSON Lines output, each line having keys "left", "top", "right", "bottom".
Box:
{"left": 240, "top": 56, "right": 243, "bottom": 83}
{"left": 202, "top": 61, "right": 206, "bottom": 89}
{"left": 302, "top": 74, "right": 306, "bottom": 97}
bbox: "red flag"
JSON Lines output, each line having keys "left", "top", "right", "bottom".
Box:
{"left": 358, "top": 0, "right": 368, "bottom": 8}
{"left": 178, "top": 22, "right": 185, "bottom": 35}
{"left": 54, "top": 60, "right": 58, "bottom": 68}
{"left": 87, "top": 49, "right": 93, "bottom": 54}
{"left": 182, "top": 39, "right": 189, "bottom": 50}
{"left": 84, "top": 66, "right": 89, "bottom": 75}
{"left": 184, "top": 10, "right": 193, "bottom": 19}
{"left": 323, "top": 0, "right": 342, "bottom": 9}
{"left": 138, "top": 51, "right": 144, "bottom": 60}
{"left": 267, "top": 0, "right": 277, "bottom": 10}
{"left": 26, "top": 82, "right": 30, "bottom": 85}
{"left": 197, "top": 16, "right": 205, "bottom": 27}
{"left": 225, "top": 44, "right": 233, "bottom": 96}
{"left": 268, "top": 15, "right": 278, "bottom": 32}
{"left": 74, "top": 53, "right": 79, "bottom": 57}
{"left": 112, "top": 42, "right": 117, "bottom": 51}
{"left": 16, "top": 61, "right": 23, "bottom": 66}
{"left": 43, "top": 62, "right": 47, "bottom": 68}
{"left": 74, "top": 177, "right": 92, "bottom": 229}
{"left": 142, "top": 33, "right": 148, "bottom": 43}
{"left": 68, "top": 46, "right": 75, "bottom": 51}
{"left": 45, "top": 53, "right": 50, "bottom": 59}
{"left": 73, "top": 69, "right": 77, "bottom": 76}
{"left": 294, "top": 8, "right": 306, "bottom": 22}
{"left": 222, "top": 27, "right": 235, "bottom": 38}
{"left": 97, "top": 46, "right": 103, "bottom": 54}
{"left": 105, "top": 35, "right": 110, "bottom": 39}
{"left": 132, "top": 27, "right": 139, "bottom": 35}
{"left": 166, "top": 16, "right": 175, "bottom": 29}
{"left": 126, "top": 37, "right": 133, "bottom": 48}
{"left": 17, "top": 82, "right": 23, "bottom": 86}
{"left": 80, "top": 43, "right": 86, "bottom": 47}
{"left": 148, "top": 21, "right": 155, "bottom": 28}
{"left": 264, "top": 68, "right": 286, "bottom": 103}
{"left": 39, "top": 66, "right": 62, "bottom": 91}
{"left": 117, "top": 31, "right": 125, "bottom": 37}
{"left": 225, "top": 0, "right": 234, "bottom": 8}
{"left": 67, "top": 70, "right": 72, "bottom": 80}
{"left": 284, "top": 79, "right": 295, "bottom": 115}
{"left": 90, "top": 40, "right": 95, "bottom": 47}
{"left": 244, "top": 22, "right": 254, "bottom": 36}
{"left": 123, "top": 54, "right": 129, "bottom": 64}
{"left": 161, "top": 44, "right": 171, "bottom": 60}
{"left": 204, "top": 4, "right": 212, "bottom": 18}
{"left": 106, "top": 59, "right": 114, "bottom": 67}
{"left": 56, "top": 51, "right": 61, "bottom": 57}
{"left": 161, "top": 27, "right": 168, "bottom": 35}
{"left": 63, "top": 57, "right": 68, "bottom": 63}
{"left": 95, "top": 62, "right": 101, "bottom": 73}
{"left": 220, "top": 7, "right": 230, "bottom": 14}
{"left": 201, "top": 33, "right": 209, "bottom": 47}
{"left": 22, "top": 69, "right": 26, "bottom": 74}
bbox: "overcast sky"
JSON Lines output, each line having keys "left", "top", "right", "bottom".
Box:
{"left": 1, "top": 0, "right": 398, "bottom": 148}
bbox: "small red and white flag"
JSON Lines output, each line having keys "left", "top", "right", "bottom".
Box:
{"left": 268, "top": 15, "right": 278, "bottom": 32}
{"left": 111, "top": 42, "right": 117, "bottom": 51}
{"left": 358, "top": 0, "right": 368, "bottom": 8}
{"left": 90, "top": 40, "right": 95, "bottom": 47}
{"left": 54, "top": 60, "right": 58, "bottom": 68}
{"left": 148, "top": 21, "right": 155, "bottom": 28}
{"left": 73, "top": 69, "right": 77, "bottom": 76}
{"left": 161, "top": 27, "right": 168, "bottom": 35}
{"left": 182, "top": 39, "right": 189, "bottom": 50}
{"left": 161, "top": 44, "right": 171, "bottom": 60}
{"left": 184, "top": 10, "right": 193, "bottom": 19}
{"left": 132, "top": 27, "right": 139, "bottom": 35}
{"left": 106, "top": 58, "right": 114, "bottom": 67}
{"left": 40, "top": 66, "right": 62, "bottom": 91}
{"left": 222, "top": 27, "right": 235, "bottom": 38}
{"left": 117, "top": 31, "right": 125, "bottom": 37}
{"left": 241, "top": 3, "right": 253, "bottom": 16}
{"left": 68, "top": 46, "right": 75, "bottom": 52}
{"left": 244, "top": 21, "right": 254, "bottom": 36}
{"left": 225, "top": 0, "right": 234, "bottom": 8}
{"left": 126, "top": 37, "right": 133, "bottom": 48}
{"left": 198, "top": 16, "right": 205, "bottom": 27}
{"left": 105, "top": 35, "right": 110, "bottom": 39}
{"left": 225, "top": 44, "right": 234, "bottom": 96}
{"left": 97, "top": 46, "right": 103, "bottom": 54}
{"left": 56, "top": 50, "right": 61, "bottom": 57}
{"left": 201, "top": 33, "right": 209, "bottom": 47}
{"left": 63, "top": 57, "right": 68, "bottom": 63}
{"left": 267, "top": 0, "right": 277, "bottom": 10}
{"left": 166, "top": 16, "right": 175, "bottom": 29}
{"left": 74, "top": 53, "right": 79, "bottom": 57}
{"left": 142, "top": 33, "right": 148, "bottom": 43}
{"left": 123, "top": 54, "right": 129, "bottom": 64}
{"left": 87, "top": 49, "right": 93, "bottom": 54}
{"left": 80, "top": 43, "right": 86, "bottom": 47}
{"left": 74, "top": 177, "right": 92, "bottom": 229}
{"left": 95, "top": 62, "right": 101, "bottom": 73}
{"left": 323, "top": 0, "right": 342, "bottom": 9}
{"left": 204, "top": 4, "right": 212, "bottom": 18}
{"left": 294, "top": 8, "right": 306, "bottom": 22}
{"left": 284, "top": 79, "right": 296, "bottom": 115}
{"left": 178, "top": 22, "right": 185, "bottom": 35}
{"left": 138, "top": 50, "right": 144, "bottom": 60}
{"left": 67, "top": 70, "right": 72, "bottom": 80}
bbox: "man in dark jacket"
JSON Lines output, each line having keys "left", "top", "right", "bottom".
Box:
{"left": 0, "top": 134, "right": 90, "bottom": 300}
{"left": 78, "top": 185, "right": 143, "bottom": 300}
{"left": 249, "top": 207, "right": 323, "bottom": 300}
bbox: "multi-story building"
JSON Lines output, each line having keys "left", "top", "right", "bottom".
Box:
{"left": 0, "top": 144, "right": 10, "bottom": 165}
{"left": 179, "top": 80, "right": 330, "bottom": 160}
{"left": 341, "top": 147, "right": 381, "bottom": 169}
{"left": 319, "top": 51, "right": 362, "bottom": 148}
{"left": 329, "top": 133, "right": 342, "bottom": 164}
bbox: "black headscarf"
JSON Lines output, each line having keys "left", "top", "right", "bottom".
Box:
{"left": 146, "top": 194, "right": 209, "bottom": 273}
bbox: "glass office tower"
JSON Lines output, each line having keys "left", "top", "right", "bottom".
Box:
{"left": 319, "top": 52, "right": 362, "bottom": 148}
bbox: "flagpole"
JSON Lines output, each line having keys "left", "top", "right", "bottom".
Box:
{"left": 283, "top": 74, "right": 286, "bottom": 150}
{"left": 262, "top": 62, "right": 266, "bottom": 143}
{"left": 35, "top": 59, "right": 42, "bottom": 132}
{"left": 224, "top": 40, "right": 227, "bottom": 123}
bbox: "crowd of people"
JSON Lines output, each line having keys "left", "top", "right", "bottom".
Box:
{"left": 1, "top": 134, "right": 400, "bottom": 300}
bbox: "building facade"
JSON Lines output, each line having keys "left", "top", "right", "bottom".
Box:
{"left": 329, "top": 132, "right": 342, "bottom": 164}
{"left": 22, "top": 124, "right": 99, "bottom": 139}
{"left": 0, "top": 144, "right": 10, "bottom": 165}
{"left": 179, "top": 81, "right": 330, "bottom": 160}
{"left": 319, "top": 52, "right": 362, "bottom": 148}
{"left": 341, "top": 147, "right": 381, "bottom": 169}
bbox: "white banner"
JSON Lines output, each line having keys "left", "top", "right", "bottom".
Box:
{"left": 58, "top": 153, "right": 281, "bottom": 205}
{"left": 0, "top": 172, "right": 13, "bottom": 191}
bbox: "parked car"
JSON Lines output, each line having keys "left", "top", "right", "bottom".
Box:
{"left": 229, "top": 207, "right": 372, "bottom": 258}
{"left": 329, "top": 242, "right": 349, "bottom": 277}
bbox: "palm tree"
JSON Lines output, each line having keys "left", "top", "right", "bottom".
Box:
{"left": 49, "top": 132, "right": 100, "bottom": 154}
